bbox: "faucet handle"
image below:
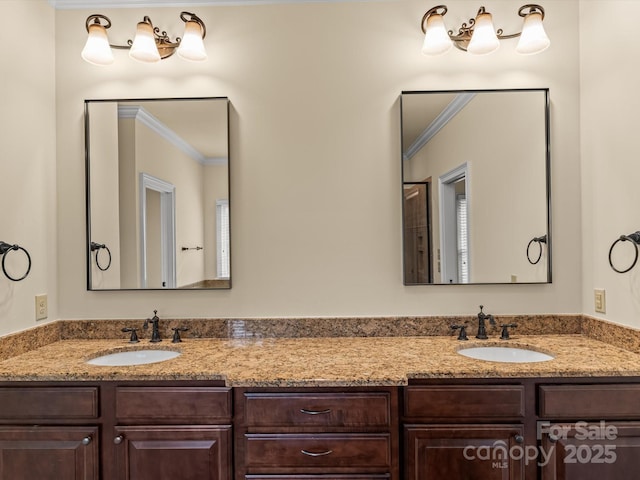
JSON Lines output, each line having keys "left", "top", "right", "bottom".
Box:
{"left": 171, "top": 327, "right": 189, "bottom": 343}
{"left": 121, "top": 327, "right": 139, "bottom": 343}
{"left": 450, "top": 324, "right": 469, "bottom": 341}
{"left": 500, "top": 324, "right": 518, "bottom": 340}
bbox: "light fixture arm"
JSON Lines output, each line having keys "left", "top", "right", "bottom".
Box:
{"left": 420, "top": 4, "right": 547, "bottom": 53}
{"left": 181, "top": 11, "right": 207, "bottom": 39}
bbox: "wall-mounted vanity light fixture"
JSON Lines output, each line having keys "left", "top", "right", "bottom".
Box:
{"left": 421, "top": 4, "right": 550, "bottom": 56}
{"left": 609, "top": 231, "right": 640, "bottom": 273}
{"left": 81, "top": 11, "right": 207, "bottom": 66}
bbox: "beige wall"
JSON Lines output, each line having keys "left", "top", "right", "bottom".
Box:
{"left": 52, "top": 0, "right": 581, "bottom": 321}
{"left": 1, "top": 0, "right": 591, "bottom": 333}
{"left": 0, "top": 1, "right": 57, "bottom": 336}
{"left": 580, "top": 1, "right": 640, "bottom": 329}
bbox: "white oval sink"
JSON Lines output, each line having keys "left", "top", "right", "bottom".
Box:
{"left": 458, "top": 346, "right": 554, "bottom": 363}
{"left": 87, "top": 349, "right": 180, "bottom": 366}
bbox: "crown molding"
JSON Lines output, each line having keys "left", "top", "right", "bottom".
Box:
{"left": 118, "top": 105, "right": 226, "bottom": 166}
{"left": 403, "top": 92, "right": 476, "bottom": 161}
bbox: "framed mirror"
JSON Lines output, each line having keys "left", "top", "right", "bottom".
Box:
{"left": 401, "top": 89, "right": 550, "bottom": 285}
{"left": 85, "top": 97, "right": 230, "bottom": 290}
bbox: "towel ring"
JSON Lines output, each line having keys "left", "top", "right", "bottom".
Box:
{"left": 608, "top": 231, "right": 640, "bottom": 273}
{"left": 90, "top": 242, "right": 112, "bottom": 271}
{"left": 0, "top": 241, "right": 32, "bottom": 282}
{"left": 526, "top": 235, "right": 547, "bottom": 265}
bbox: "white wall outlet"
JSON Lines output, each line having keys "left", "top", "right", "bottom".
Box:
{"left": 594, "top": 289, "right": 606, "bottom": 314}
{"left": 35, "top": 294, "right": 48, "bottom": 320}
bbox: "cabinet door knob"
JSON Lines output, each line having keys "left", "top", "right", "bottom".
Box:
{"left": 82, "top": 436, "right": 92, "bottom": 445}
{"left": 301, "top": 449, "right": 333, "bottom": 457}
{"left": 114, "top": 435, "right": 124, "bottom": 445}
{"left": 514, "top": 434, "right": 524, "bottom": 444}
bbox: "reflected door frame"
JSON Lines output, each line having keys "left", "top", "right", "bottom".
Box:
{"left": 439, "top": 162, "right": 469, "bottom": 284}
{"left": 139, "top": 173, "right": 176, "bottom": 288}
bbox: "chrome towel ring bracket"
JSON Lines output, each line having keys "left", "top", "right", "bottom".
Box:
{"left": 90, "top": 242, "right": 112, "bottom": 271}
{"left": 0, "top": 241, "right": 32, "bottom": 282}
{"left": 526, "top": 235, "right": 547, "bottom": 265}
{"left": 609, "top": 231, "right": 640, "bottom": 273}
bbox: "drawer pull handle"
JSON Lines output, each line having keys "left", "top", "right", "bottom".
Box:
{"left": 300, "top": 408, "right": 331, "bottom": 415}
{"left": 301, "top": 449, "right": 333, "bottom": 457}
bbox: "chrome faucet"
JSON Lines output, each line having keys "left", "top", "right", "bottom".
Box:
{"left": 143, "top": 310, "right": 162, "bottom": 343}
{"left": 475, "top": 305, "right": 495, "bottom": 339}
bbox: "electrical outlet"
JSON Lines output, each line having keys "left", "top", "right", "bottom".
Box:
{"left": 35, "top": 294, "right": 48, "bottom": 321}
{"left": 594, "top": 289, "right": 606, "bottom": 314}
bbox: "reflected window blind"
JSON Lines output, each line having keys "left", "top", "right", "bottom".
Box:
{"left": 216, "top": 199, "right": 230, "bottom": 279}
{"left": 456, "top": 194, "right": 469, "bottom": 283}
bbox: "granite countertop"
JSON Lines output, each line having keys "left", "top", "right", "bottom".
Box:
{"left": 1, "top": 334, "right": 639, "bottom": 386}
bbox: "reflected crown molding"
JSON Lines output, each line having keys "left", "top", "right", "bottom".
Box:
{"left": 403, "top": 92, "right": 476, "bottom": 161}
{"left": 118, "top": 105, "right": 227, "bottom": 166}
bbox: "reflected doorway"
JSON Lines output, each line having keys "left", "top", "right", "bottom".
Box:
{"left": 139, "top": 173, "right": 176, "bottom": 288}
{"left": 439, "top": 163, "right": 469, "bottom": 284}
{"left": 403, "top": 181, "right": 433, "bottom": 284}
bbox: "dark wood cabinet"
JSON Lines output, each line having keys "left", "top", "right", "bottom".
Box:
{"left": 405, "top": 424, "right": 524, "bottom": 480}
{"left": 0, "top": 425, "right": 99, "bottom": 480}
{"left": 403, "top": 384, "right": 526, "bottom": 480}
{"left": 111, "top": 385, "right": 233, "bottom": 480}
{"left": 113, "top": 425, "right": 231, "bottom": 480}
{"left": 538, "top": 383, "right": 640, "bottom": 479}
{"left": 539, "top": 422, "right": 640, "bottom": 480}
{"left": 235, "top": 389, "right": 399, "bottom": 480}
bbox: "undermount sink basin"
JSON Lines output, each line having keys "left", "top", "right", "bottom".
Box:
{"left": 87, "top": 349, "right": 180, "bottom": 366}
{"left": 458, "top": 346, "right": 554, "bottom": 363}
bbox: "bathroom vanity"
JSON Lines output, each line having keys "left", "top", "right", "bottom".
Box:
{"left": 0, "top": 324, "right": 640, "bottom": 479}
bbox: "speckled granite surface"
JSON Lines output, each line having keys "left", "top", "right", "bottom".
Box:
{"left": 1, "top": 314, "right": 639, "bottom": 386}
{"left": 1, "top": 334, "right": 639, "bottom": 386}
{"left": 60, "top": 314, "right": 583, "bottom": 340}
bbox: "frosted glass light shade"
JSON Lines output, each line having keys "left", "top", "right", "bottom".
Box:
{"left": 422, "top": 14, "right": 453, "bottom": 56}
{"left": 516, "top": 12, "right": 550, "bottom": 55}
{"left": 467, "top": 11, "right": 500, "bottom": 55}
{"left": 129, "top": 21, "right": 160, "bottom": 63}
{"left": 177, "top": 21, "right": 207, "bottom": 61}
{"left": 81, "top": 23, "right": 114, "bottom": 66}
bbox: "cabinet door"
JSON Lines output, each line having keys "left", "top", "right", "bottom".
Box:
{"left": 113, "top": 425, "right": 231, "bottom": 480}
{"left": 405, "top": 424, "right": 524, "bottom": 480}
{"left": 0, "top": 426, "right": 98, "bottom": 480}
{"left": 540, "top": 422, "right": 640, "bottom": 480}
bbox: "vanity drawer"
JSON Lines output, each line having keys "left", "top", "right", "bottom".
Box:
{"left": 0, "top": 387, "right": 99, "bottom": 420}
{"left": 244, "top": 433, "right": 391, "bottom": 471}
{"left": 404, "top": 385, "right": 525, "bottom": 419}
{"left": 115, "top": 386, "right": 231, "bottom": 423}
{"left": 539, "top": 384, "right": 640, "bottom": 419}
{"left": 243, "top": 392, "right": 391, "bottom": 428}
